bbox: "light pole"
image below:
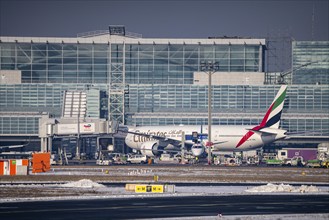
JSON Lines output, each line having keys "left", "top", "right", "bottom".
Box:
{"left": 200, "top": 61, "right": 219, "bottom": 165}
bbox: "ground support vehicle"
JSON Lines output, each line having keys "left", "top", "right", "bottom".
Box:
{"left": 223, "top": 157, "right": 241, "bottom": 166}
{"left": 50, "top": 154, "right": 60, "bottom": 165}
{"left": 321, "top": 160, "right": 329, "bottom": 168}
{"left": 273, "top": 148, "right": 318, "bottom": 167}
{"left": 127, "top": 154, "right": 148, "bottom": 164}
{"left": 306, "top": 159, "right": 322, "bottom": 168}
{"left": 212, "top": 154, "right": 241, "bottom": 166}
{"left": 109, "top": 153, "right": 127, "bottom": 164}
{"left": 265, "top": 159, "right": 283, "bottom": 166}
{"left": 317, "top": 143, "right": 329, "bottom": 168}
{"left": 155, "top": 153, "right": 179, "bottom": 164}
{"left": 96, "top": 151, "right": 115, "bottom": 165}
{"left": 213, "top": 156, "right": 221, "bottom": 165}
{"left": 246, "top": 156, "right": 260, "bottom": 165}
{"left": 277, "top": 148, "right": 317, "bottom": 162}
{"left": 184, "top": 154, "right": 201, "bottom": 164}
{"left": 96, "top": 159, "right": 112, "bottom": 166}
{"left": 283, "top": 156, "right": 305, "bottom": 167}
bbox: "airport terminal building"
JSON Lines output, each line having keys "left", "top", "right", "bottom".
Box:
{"left": 0, "top": 26, "right": 328, "bottom": 154}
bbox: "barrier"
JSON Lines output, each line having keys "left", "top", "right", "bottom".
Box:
{"left": 135, "top": 184, "right": 164, "bottom": 193}
{"left": 128, "top": 184, "right": 176, "bottom": 193}
{"left": 125, "top": 184, "right": 137, "bottom": 191}
{"left": 32, "top": 152, "right": 51, "bottom": 173}
{"left": 0, "top": 159, "right": 29, "bottom": 175}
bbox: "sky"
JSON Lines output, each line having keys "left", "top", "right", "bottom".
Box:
{"left": 0, "top": 0, "right": 328, "bottom": 40}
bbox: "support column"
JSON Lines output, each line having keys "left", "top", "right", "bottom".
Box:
{"left": 40, "top": 138, "right": 47, "bottom": 152}
{"left": 47, "top": 137, "right": 52, "bottom": 152}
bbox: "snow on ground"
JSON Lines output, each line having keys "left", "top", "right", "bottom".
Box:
{"left": 60, "top": 179, "right": 106, "bottom": 188}
{"left": 1, "top": 179, "right": 328, "bottom": 194}
{"left": 176, "top": 182, "right": 328, "bottom": 195}
{"left": 245, "top": 183, "right": 320, "bottom": 193}
{"left": 1, "top": 179, "right": 328, "bottom": 220}
{"left": 1, "top": 179, "right": 328, "bottom": 202}
{"left": 26, "top": 166, "right": 328, "bottom": 186}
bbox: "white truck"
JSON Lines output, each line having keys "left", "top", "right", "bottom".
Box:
{"left": 283, "top": 156, "right": 305, "bottom": 167}
{"left": 213, "top": 154, "right": 241, "bottom": 166}
{"left": 127, "top": 154, "right": 148, "bottom": 164}
{"left": 155, "top": 153, "right": 179, "bottom": 164}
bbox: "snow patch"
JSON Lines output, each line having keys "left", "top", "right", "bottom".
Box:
{"left": 60, "top": 179, "right": 105, "bottom": 188}
{"left": 246, "top": 183, "right": 319, "bottom": 193}
{"left": 127, "top": 169, "right": 153, "bottom": 175}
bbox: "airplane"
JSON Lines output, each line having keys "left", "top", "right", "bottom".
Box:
{"left": 123, "top": 85, "right": 288, "bottom": 157}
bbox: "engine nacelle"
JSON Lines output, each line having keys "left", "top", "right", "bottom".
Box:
{"left": 191, "top": 143, "right": 205, "bottom": 157}
{"left": 140, "top": 141, "right": 160, "bottom": 157}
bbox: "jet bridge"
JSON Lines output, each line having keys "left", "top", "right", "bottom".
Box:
{"left": 38, "top": 89, "right": 125, "bottom": 163}
{"left": 39, "top": 115, "right": 121, "bottom": 157}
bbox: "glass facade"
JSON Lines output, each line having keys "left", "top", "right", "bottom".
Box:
{"left": 0, "top": 83, "right": 328, "bottom": 137}
{"left": 125, "top": 85, "right": 329, "bottom": 136}
{"left": 0, "top": 84, "right": 108, "bottom": 135}
{"left": 292, "top": 41, "right": 329, "bottom": 85}
{"left": 0, "top": 84, "right": 107, "bottom": 117}
{"left": 0, "top": 42, "right": 262, "bottom": 85}
{"left": 126, "top": 85, "right": 329, "bottom": 113}
{"left": 0, "top": 115, "right": 39, "bottom": 135}
{"left": 0, "top": 43, "right": 109, "bottom": 84}
{"left": 0, "top": 35, "right": 328, "bottom": 141}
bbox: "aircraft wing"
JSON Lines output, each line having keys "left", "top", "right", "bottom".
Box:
{"left": 119, "top": 129, "right": 184, "bottom": 146}
{"left": 119, "top": 129, "right": 205, "bottom": 150}
{"left": 121, "top": 129, "right": 167, "bottom": 140}
{"left": 212, "top": 141, "right": 228, "bottom": 145}
{"left": 121, "top": 129, "right": 229, "bottom": 146}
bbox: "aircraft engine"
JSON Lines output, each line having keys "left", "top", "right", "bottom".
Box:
{"left": 140, "top": 141, "right": 160, "bottom": 157}
{"left": 191, "top": 143, "right": 205, "bottom": 157}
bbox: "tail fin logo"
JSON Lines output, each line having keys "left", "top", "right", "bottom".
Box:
{"left": 263, "top": 85, "right": 287, "bottom": 129}
{"left": 236, "top": 85, "right": 287, "bottom": 148}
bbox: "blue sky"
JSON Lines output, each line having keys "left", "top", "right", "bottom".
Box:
{"left": 0, "top": 0, "right": 328, "bottom": 40}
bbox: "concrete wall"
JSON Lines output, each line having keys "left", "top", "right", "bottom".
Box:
{"left": 0, "top": 70, "right": 22, "bottom": 84}
{"left": 193, "top": 72, "right": 265, "bottom": 85}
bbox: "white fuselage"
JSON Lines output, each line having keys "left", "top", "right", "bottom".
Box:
{"left": 125, "top": 125, "right": 286, "bottom": 152}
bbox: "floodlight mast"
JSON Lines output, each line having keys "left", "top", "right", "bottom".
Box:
{"left": 200, "top": 61, "right": 219, "bottom": 165}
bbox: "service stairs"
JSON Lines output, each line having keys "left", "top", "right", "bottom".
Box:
{"left": 62, "top": 91, "right": 87, "bottom": 118}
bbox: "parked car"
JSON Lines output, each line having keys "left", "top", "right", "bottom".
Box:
{"left": 127, "top": 154, "right": 148, "bottom": 164}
